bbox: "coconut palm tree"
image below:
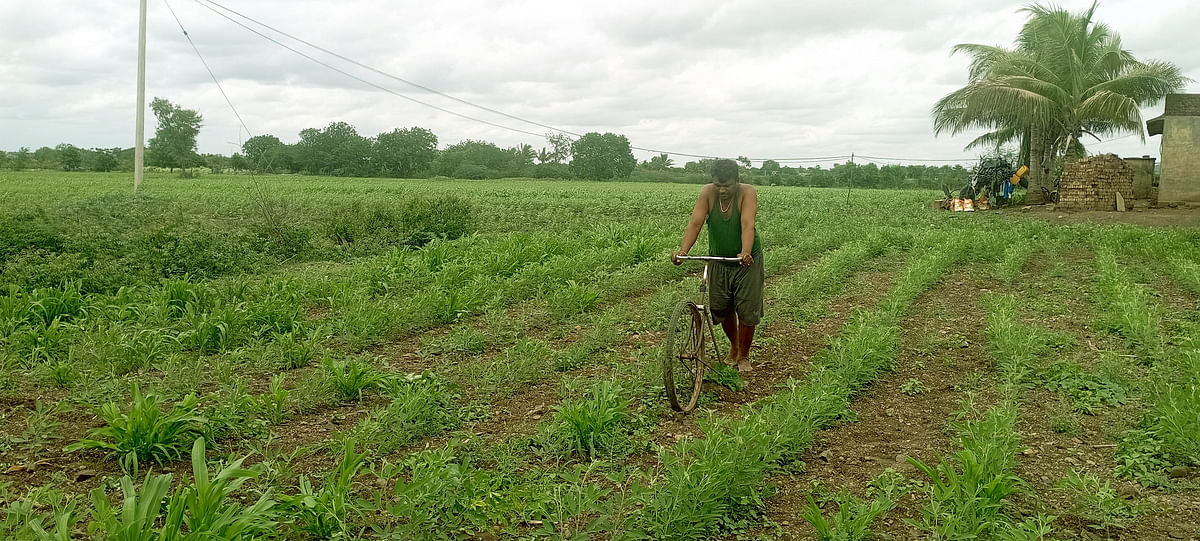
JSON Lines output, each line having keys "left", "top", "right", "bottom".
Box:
{"left": 932, "top": 1, "right": 1188, "bottom": 203}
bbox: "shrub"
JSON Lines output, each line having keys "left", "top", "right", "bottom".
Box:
{"left": 548, "top": 380, "right": 630, "bottom": 458}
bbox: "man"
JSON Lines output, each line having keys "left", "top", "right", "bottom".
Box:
{"left": 672, "top": 158, "right": 763, "bottom": 373}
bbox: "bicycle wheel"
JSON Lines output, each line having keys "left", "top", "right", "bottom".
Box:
{"left": 663, "top": 299, "right": 705, "bottom": 412}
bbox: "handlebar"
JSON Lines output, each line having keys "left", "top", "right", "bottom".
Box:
{"left": 674, "top": 255, "right": 743, "bottom": 262}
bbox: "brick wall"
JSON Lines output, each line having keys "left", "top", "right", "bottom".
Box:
{"left": 1165, "top": 94, "right": 1200, "bottom": 116}
{"left": 1058, "top": 154, "right": 1133, "bottom": 210}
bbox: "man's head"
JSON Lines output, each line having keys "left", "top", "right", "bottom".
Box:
{"left": 711, "top": 158, "right": 740, "bottom": 198}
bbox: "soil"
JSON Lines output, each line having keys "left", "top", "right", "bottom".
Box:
{"left": 998, "top": 203, "right": 1200, "bottom": 228}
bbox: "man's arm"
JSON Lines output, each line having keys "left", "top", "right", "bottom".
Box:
{"left": 739, "top": 185, "right": 758, "bottom": 266}
{"left": 674, "top": 185, "right": 711, "bottom": 264}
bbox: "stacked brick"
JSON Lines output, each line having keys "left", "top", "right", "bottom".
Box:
{"left": 1057, "top": 154, "right": 1133, "bottom": 210}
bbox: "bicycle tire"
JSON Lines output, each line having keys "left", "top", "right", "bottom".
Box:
{"left": 664, "top": 299, "right": 705, "bottom": 412}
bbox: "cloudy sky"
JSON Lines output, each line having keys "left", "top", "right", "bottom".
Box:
{"left": 2, "top": 0, "right": 1198, "bottom": 166}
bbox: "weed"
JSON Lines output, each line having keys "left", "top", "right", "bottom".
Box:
{"left": 900, "top": 378, "right": 926, "bottom": 396}
{"left": 704, "top": 362, "right": 745, "bottom": 391}
{"left": 1040, "top": 363, "right": 1127, "bottom": 414}
{"left": 380, "top": 444, "right": 517, "bottom": 538}
{"left": 547, "top": 380, "right": 630, "bottom": 459}
{"left": 64, "top": 383, "right": 206, "bottom": 474}
{"left": 1048, "top": 397, "right": 1083, "bottom": 435}
{"left": 344, "top": 373, "right": 461, "bottom": 454}
{"left": 1056, "top": 469, "right": 1149, "bottom": 531}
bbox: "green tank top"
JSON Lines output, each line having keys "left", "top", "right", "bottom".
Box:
{"left": 706, "top": 185, "right": 762, "bottom": 257}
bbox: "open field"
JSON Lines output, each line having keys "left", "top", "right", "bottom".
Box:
{"left": 1, "top": 171, "right": 1199, "bottom": 540}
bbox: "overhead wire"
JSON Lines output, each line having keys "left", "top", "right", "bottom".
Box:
{"left": 174, "top": 0, "right": 990, "bottom": 165}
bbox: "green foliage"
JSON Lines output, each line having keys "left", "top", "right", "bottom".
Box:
{"left": 88, "top": 438, "right": 277, "bottom": 540}
{"left": 801, "top": 491, "right": 895, "bottom": 541}
{"left": 146, "top": 97, "right": 203, "bottom": 172}
{"left": 322, "top": 355, "right": 384, "bottom": 402}
{"left": 569, "top": 132, "right": 637, "bottom": 180}
{"left": 284, "top": 440, "right": 368, "bottom": 539}
{"left": 547, "top": 380, "right": 630, "bottom": 459}
{"left": 1039, "top": 362, "right": 1127, "bottom": 414}
{"left": 64, "top": 384, "right": 206, "bottom": 474}
{"left": 1056, "top": 470, "right": 1149, "bottom": 531}
{"left": 381, "top": 444, "right": 518, "bottom": 538}
{"left": 900, "top": 377, "right": 926, "bottom": 396}
{"left": 704, "top": 362, "right": 745, "bottom": 391}
{"left": 344, "top": 373, "right": 462, "bottom": 454}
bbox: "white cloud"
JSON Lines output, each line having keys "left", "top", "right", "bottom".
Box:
{"left": 1, "top": 0, "right": 1196, "bottom": 164}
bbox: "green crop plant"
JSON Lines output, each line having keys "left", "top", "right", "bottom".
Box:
{"left": 65, "top": 383, "right": 206, "bottom": 474}
{"left": 259, "top": 373, "right": 289, "bottom": 424}
{"left": 548, "top": 380, "right": 631, "bottom": 459}
{"left": 88, "top": 438, "right": 277, "bottom": 540}
{"left": 284, "top": 440, "right": 369, "bottom": 539}
{"left": 801, "top": 491, "right": 895, "bottom": 541}
{"left": 322, "top": 355, "right": 384, "bottom": 402}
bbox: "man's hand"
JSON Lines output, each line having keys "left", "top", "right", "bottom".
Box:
{"left": 738, "top": 251, "right": 753, "bottom": 267}
{"left": 672, "top": 250, "right": 687, "bottom": 265}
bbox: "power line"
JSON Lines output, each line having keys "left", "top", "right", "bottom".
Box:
{"left": 190, "top": 0, "right": 549, "bottom": 139}
{"left": 180, "top": 1, "right": 985, "bottom": 165}
{"left": 163, "top": 0, "right": 254, "bottom": 138}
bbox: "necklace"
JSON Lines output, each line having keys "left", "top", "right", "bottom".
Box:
{"left": 719, "top": 196, "right": 733, "bottom": 215}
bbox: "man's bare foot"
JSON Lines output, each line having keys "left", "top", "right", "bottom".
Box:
{"left": 722, "top": 354, "right": 737, "bottom": 366}
{"left": 736, "top": 358, "right": 753, "bottom": 373}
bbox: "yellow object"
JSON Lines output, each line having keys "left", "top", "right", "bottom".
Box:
{"left": 1011, "top": 165, "right": 1029, "bottom": 183}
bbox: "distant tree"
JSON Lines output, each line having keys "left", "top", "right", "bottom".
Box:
{"left": 230, "top": 153, "right": 248, "bottom": 171}
{"left": 736, "top": 156, "right": 751, "bottom": 168}
{"left": 372, "top": 127, "right": 438, "bottom": 177}
{"left": 933, "top": 2, "right": 1187, "bottom": 202}
{"left": 294, "top": 122, "right": 371, "bottom": 176}
{"left": 645, "top": 153, "right": 674, "bottom": 171}
{"left": 12, "top": 147, "right": 31, "bottom": 170}
{"left": 147, "top": 97, "right": 203, "bottom": 172}
{"left": 760, "top": 159, "right": 780, "bottom": 175}
{"left": 544, "top": 132, "right": 573, "bottom": 164}
{"left": 569, "top": 132, "right": 636, "bottom": 180}
{"left": 0, "top": 151, "right": 7, "bottom": 169}
{"left": 513, "top": 144, "right": 536, "bottom": 166}
{"left": 56, "top": 144, "right": 82, "bottom": 171}
{"left": 536, "top": 147, "right": 554, "bottom": 164}
{"left": 90, "top": 148, "right": 120, "bottom": 172}
{"left": 32, "top": 146, "right": 57, "bottom": 169}
{"left": 434, "top": 140, "right": 524, "bottom": 178}
{"left": 241, "top": 134, "right": 288, "bottom": 172}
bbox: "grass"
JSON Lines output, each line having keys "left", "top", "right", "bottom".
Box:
{"left": 1, "top": 172, "right": 1198, "bottom": 539}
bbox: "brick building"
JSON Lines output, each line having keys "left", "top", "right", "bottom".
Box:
{"left": 1147, "top": 94, "right": 1200, "bottom": 203}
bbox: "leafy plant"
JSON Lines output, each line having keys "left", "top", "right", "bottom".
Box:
{"left": 65, "top": 383, "right": 206, "bottom": 474}
{"left": 704, "top": 362, "right": 745, "bottom": 392}
{"left": 548, "top": 380, "right": 630, "bottom": 459}
{"left": 322, "top": 355, "right": 384, "bottom": 402}
{"left": 259, "top": 373, "right": 288, "bottom": 424}
{"left": 344, "top": 374, "right": 461, "bottom": 454}
{"left": 88, "top": 438, "right": 277, "bottom": 540}
{"left": 801, "top": 491, "right": 894, "bottom": 541}
{"left": 900, "top": 377, "right": 926, "bottom": 396}
{"left": 1056, "top": 469, "right": 1149, "bottom": 531}
{"left": 285, "top": 440, "right": 368, "bottom": 539}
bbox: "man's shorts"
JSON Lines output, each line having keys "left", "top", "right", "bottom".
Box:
{"left": 708, "top": 252, "right": 764, "bottom": 326}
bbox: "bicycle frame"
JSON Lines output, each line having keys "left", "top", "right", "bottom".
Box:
{"left": 675, "top": 255, "right": 741, "bottom": 369}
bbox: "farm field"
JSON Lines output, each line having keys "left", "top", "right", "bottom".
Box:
{"left": 1, "top": 171, "right": 1199, "bottom": 540}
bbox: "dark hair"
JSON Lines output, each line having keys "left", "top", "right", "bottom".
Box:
{"left": 711, "top": 158, "right": 739, "bottom": 183}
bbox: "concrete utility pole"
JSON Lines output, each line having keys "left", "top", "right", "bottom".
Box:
{"left": 135, "top": 0, "right": 147, "bottom": 191}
